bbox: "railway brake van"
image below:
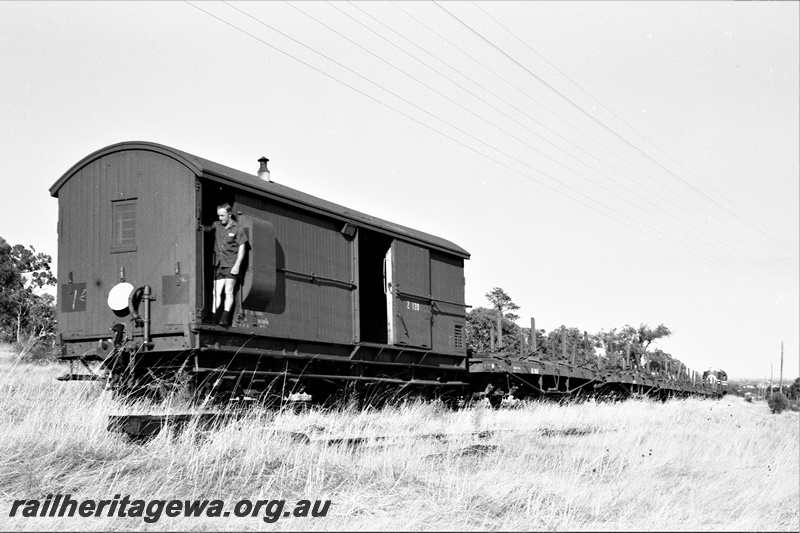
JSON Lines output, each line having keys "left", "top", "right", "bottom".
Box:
{"left": 51, "top": 141, "right": 470, "bottom": 401}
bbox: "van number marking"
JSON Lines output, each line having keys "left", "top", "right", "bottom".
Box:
{"left": 407, "top": 302, "right": 420, "bottom": 311}
{"left": 61, "top": 283, "right": 87, "bottom": 312}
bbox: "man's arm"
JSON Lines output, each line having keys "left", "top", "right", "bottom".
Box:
{"left": 231, "top": 243, "right": 246, "bottom": 275}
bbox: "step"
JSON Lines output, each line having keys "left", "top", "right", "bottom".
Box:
{"left": 56, "top": 374, "right": 102, "bottom": 382}
{"left": 58, "top": 353, "right": 104, "bottom": 362}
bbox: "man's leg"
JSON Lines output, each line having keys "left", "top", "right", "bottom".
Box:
{"left": 223, "top": 278, "right": 236, "bottom": 311}
{"left": 219, "top": 277, "right": 237, "bottom": 326}
{"left": 213, "top": 278, "right": 225, "bottom": 322}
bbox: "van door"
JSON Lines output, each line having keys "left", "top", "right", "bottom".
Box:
{"left": 384, "top": 246, "right": 394, "bottom": 343}
{"left": 385, "top": 240, "right": 431, "bottom": 348}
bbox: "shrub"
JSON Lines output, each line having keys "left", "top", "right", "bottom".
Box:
{"left": 766, "top": 392, "right": 789, "bottom": 414}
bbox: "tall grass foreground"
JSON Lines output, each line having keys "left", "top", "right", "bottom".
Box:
{"left": 0, "top": 349, "right": 797, "bottom": 531}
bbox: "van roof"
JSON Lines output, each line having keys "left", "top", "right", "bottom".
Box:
{"left": 50, "top": 141, "right": 470, "bottom": 258}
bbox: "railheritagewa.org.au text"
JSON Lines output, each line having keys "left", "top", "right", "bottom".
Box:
{"left": 8, "top": 494, "right": 331, "bottom": 523}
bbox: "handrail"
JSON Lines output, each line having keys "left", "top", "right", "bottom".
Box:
{"left": 277, "top": 268, "right": 356, "bottom": 290}
{"left": 395, "top": 290, "right": 467, "bottom": 308}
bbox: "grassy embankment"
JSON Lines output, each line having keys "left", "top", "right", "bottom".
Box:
{"left": 0, "top": 348, "right": 798, "bottom": 531}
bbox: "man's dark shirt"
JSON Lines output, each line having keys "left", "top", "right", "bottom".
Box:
{"left": 210, "top": 220, "right": 248, "bottom": 267}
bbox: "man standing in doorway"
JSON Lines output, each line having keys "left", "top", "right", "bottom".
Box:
{"left": 201, "top": 203, "right": 248, "bottom": 326}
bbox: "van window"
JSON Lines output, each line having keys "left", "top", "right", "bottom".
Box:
{"left": 111, "top": 199, "right": 137, "bottom": 253}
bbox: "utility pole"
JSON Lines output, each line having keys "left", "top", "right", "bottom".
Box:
{"left": 779, "top": 341, "right": 784, "bottom": 394}
{"left": 770, "top": 363, "right": 773, "bottom": 397}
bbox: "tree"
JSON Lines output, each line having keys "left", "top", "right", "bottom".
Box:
{"left": 594, "top": 324, "right": 675, "bottom": 372}
{"left": 0, "top": 237, "right": 57, "bottom": 344}
{"left": 540, "top": 326, "right": 595, "bottom": 363}
{"left": 788, "top": 377, "right": 800, "bottom": 400}
{"left": 621, "top": 323, "right": 672, "bottom": 350}
{"left": 483, "top": 287, "right": 520, "bottom": 350}
{"left": 645, "top": 348, "right": 672, "bottom": 374}
{"left": 767, "top": 392, "right": 789, "bottom": 414}
{"left": 466, "top": 306, "right": 521, "bottom": 355}
{"left": 485, "top": 287, "right": 520, "bottom": 321}
{"left": 618, "top": 323, "right": 672, "bottom": 369}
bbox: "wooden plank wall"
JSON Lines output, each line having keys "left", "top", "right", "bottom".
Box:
{"left": 57, "top": 151, "right": 196, "bottom": 338}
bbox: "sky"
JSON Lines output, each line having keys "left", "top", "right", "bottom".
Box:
{"left": 1, "top": 1, "right": 797, "bottom": 381}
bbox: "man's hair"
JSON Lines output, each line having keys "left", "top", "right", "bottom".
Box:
{"left": 217, "top": 203, "right": 233, "bottom": 214}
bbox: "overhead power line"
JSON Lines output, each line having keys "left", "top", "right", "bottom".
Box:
{"left": 327, "top": 1, "right": 795, "bottom": 283}
{"left": 469, "top": 0, "right": 798, "bottom": 256}
{"left": 388, "top": 1, "right": 796, "bottom": 271}
{"left": 183, "top": 1, "right": 797, "bottom": 289}
{"left": 442, "top": 0, "right": 799, "bottom": 256}
{"left": 301, "top": 1, "right": 794, "bottom": 283}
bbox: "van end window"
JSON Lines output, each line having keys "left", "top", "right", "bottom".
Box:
{"left": 111, "top": 199, "right": 137, "bottom": 253}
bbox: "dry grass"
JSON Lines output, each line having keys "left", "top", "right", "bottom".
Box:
{"left": 0, "top": 348, "right": 797, "bottom": 531}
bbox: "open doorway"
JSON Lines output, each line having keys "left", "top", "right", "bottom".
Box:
{"left": 199, "top": 180, "right": 237, "bottom": 322}
{"left": 358, "top": 228, "right": 392, "bottom": 343}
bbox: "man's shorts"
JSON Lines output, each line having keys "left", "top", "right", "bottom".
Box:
{"left": 214, "top": 265, "right": 238, "bottom": 280}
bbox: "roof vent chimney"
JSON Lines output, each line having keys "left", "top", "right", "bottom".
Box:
{"left": 257, "top": 156, "right": 271, "bottom": 182}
